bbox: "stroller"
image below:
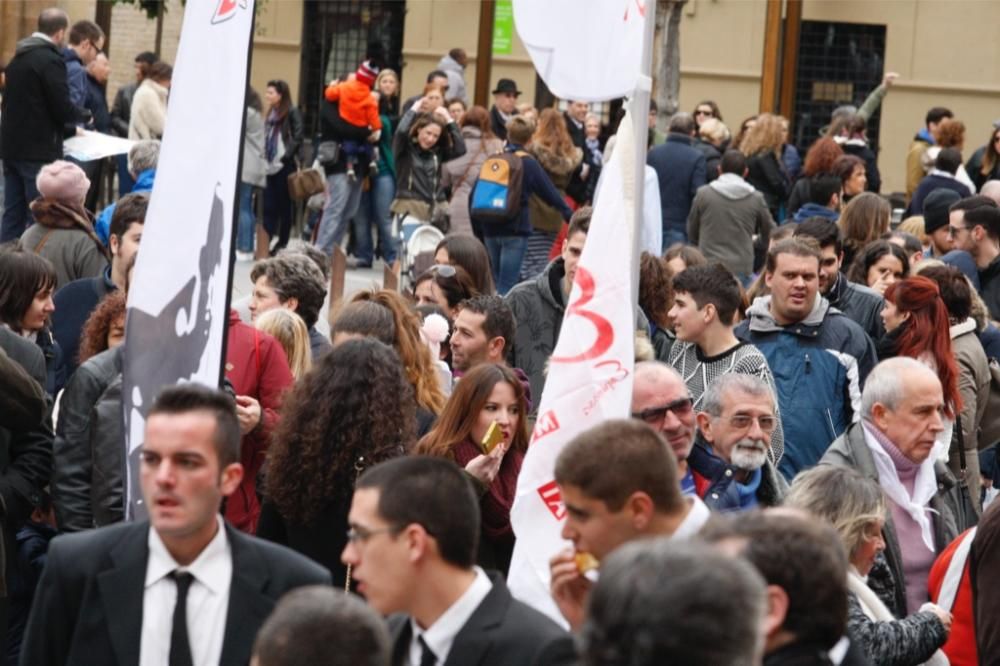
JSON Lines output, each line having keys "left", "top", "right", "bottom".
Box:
{"left": 396, "top": 214, "right": 445, "bottom": 293}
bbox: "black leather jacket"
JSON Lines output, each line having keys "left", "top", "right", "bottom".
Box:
{"left": 52, "top": 346, "right": 122, "bottom": 532}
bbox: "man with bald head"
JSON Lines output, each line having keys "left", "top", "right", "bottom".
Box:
{"left": 631, "top": 361, "right": 697, "bottom": 494}
{"left": 980, "top": 180, "right": 1000, "bottom": 207}
{"left": 821, "top": 357, "right": 964, "bottom": 618}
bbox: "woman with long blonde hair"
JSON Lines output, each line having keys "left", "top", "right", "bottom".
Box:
{"left": 254, "top": 308, "right": 312, "bottom": 380}
{"left": 740, "top": 112, "right": 790, "bottom": 220}
{"left": 334, "top": 289, "right": 447, "bottom": 422}
{"left": 521, "top": 107, "right": 582, "bottom": 280}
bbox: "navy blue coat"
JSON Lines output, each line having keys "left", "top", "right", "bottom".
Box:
{"left": 736, "top": 296, "right": 877, "bottom": 479}
{"left": 647, "top": 133, "right": 707, "bottom": 237}
{"left": 907, "top": 174, "right": 971, "bottom": 216}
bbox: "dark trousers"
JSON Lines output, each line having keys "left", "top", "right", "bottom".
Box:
{"left": 1, "top": 160, "right": 44, "bottom": 243}
{"left": 263, "top": 161, "right": 295, "bottom": 252}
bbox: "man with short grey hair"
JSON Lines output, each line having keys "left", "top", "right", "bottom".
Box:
{"left": 821, "top": 357, "right": 963, "bottom": 618}
{"left": 95, "top": 139, "right": 160, "bottom": 244}
{"left": 647, "top": 111, "right": 706, "bottom": 249}
{"left": 580, "top": 539, "right": 767, "bottom": 666}
{"left": 691, "top": 373, "right": 787, "bottom": 512}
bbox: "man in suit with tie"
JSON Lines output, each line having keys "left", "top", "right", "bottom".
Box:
{"left": 342, "top": 456, "right": 576, "bottom": 666}
{"left": 22, "top": 384, "right": 330, "bottom": 666}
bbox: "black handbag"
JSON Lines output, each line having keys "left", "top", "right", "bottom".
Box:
{"left": 952, "top": 423, "right": 980, "bottom": 531}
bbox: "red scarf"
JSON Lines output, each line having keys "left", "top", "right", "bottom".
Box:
{"left": 453, "top": 438, "right": 524, "bottom": 541}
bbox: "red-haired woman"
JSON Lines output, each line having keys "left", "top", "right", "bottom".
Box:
{"left": 879, "top": 276, "right": 962, "bottom": 453}
{"left": 415, "top": 363, "right": 529, "bottom": 574}
{"left": 787, "top": 137, "right": 844, "bottom": 215}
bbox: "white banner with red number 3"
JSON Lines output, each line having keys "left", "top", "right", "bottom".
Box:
{"left": 513, "top": 0, "right": 648, "bottom": 101}
{"left": 507, "top": 107, "right": 637, "bottom": 624}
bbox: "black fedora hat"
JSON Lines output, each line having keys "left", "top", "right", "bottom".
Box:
{"left": 492, "top": 78, "right": 521, "bottom": 96}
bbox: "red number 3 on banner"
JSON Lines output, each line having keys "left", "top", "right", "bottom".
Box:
{"left": 551, "top": 266, "right": 615, "bottom": 363}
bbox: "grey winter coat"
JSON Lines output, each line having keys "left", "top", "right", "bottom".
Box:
{"left": 687, "top": 173, "right": 774, "bottom": 276}
{"left": 506, "top": 258, "right": 649, "bottom": 407}
{"left": 241, "top": 107, "right": 267, "bottom": 188}
{"left": 821, "top": 422, "right": 962, "bottom": 618}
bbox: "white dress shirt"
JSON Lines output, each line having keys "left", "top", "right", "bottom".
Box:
{"left": 408, "top": 567, "right": 492, "bottom": 666}
{"left": 673, "top": 495, "right": 711, "bottom": 540}
{"left": 140, "top": 516, "right": 233, "bottom": 666}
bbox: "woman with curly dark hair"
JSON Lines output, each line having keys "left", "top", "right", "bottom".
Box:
{"left": 77, "top": 291, "right": 126, "bottom": 364}
{"left": 332, "top": 289, "right": 447, "bottom": 430}
{"left": 414, "top": 363, "right": 529, "bottom": 573}
{"left": 257, "top": 338, "right": 416, "bottom": 587}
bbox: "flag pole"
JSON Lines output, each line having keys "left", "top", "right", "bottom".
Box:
{"left": 629, "top": 1, "right": 657, "bottom": 317}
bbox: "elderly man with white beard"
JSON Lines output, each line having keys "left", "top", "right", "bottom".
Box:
{"left": 689, "top": 373, "right": 788, "bottom": 511}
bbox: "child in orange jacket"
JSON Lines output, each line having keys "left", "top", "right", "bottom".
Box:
{"left": 323, "top": 60, "right": 382, "bottom": 179}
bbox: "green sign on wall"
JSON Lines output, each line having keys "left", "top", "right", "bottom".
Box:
{"left": 493, "top": 0, "right": 513, "bottom": 55}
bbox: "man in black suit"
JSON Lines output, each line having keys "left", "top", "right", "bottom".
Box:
{"left": 563, "top": 100, "right": 593, "bottom": 205}
{"left": 22, "top": 384, "right": 330, "bottom": 666}
{"left": 342, "top": 456, "right": 575, "bottom": 666}
{"left": 0, "top": 8, "right": 81, "bottom": 242}
{"left": 489, "top": 78, "right": 521, "bottom": 142}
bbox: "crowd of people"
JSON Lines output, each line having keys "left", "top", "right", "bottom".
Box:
{"left": 2, "top": 6, "right": 1000, "bottom": 666}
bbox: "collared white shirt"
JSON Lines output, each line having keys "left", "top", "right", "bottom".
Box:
{"left": 140, "top": 516, "right": 232, "bottom": 666}
{"left": 673, "top": 495, "right": 711, "bottom": 540}
{"left": 408, "top": 567, "right": 492, "bottom": 666}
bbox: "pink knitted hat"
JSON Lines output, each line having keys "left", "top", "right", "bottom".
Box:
{"left": 36, "top": 160, "right": 91, "bottom": 205}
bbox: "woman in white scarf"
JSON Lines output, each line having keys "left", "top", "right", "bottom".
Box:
{"left": 786, "top": 466, "right": 951, "bottom": 666}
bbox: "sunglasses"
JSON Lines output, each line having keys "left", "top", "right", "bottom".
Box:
{"left": 432, "top": 264, "right": 456, "bottom": 278}
{"left": 631, "top": 397, "right": 694, "bottom": 424}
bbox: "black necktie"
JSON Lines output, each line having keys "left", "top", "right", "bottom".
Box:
{"left": 169, "top": 570, "right": 195, "bottom": 666}
{"left": 418, "top": 635, "right": 436, "bottom": 666}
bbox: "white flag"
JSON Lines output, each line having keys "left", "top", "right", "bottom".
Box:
{"left": 122, "top": 0, "right": 255, "bottom": 520}
{"left": 512, "top": 0, "right": 648, "bottom": 101}
{"left": 507, "top": 111, "right": 637, "bottom": 623}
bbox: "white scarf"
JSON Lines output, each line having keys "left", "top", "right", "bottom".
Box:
{"left": 862, "top": 422, "right": 939, "bottom": 552}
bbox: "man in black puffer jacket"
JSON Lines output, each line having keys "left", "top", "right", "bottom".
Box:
{"left": 0, "top": 8, "right": 81, "bottom": 242}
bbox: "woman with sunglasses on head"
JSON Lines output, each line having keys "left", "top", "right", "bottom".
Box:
{"left": 415, "top": 363, "right": 529, "bottom": 575}
{"left": 434, "top": 234, "right": 496, "bottom": 295}
{"left": 258, "top": 338, "right": 415, "bottom": 588}
{"left": 412, "top": 263, "right": 478, "bottom": 320}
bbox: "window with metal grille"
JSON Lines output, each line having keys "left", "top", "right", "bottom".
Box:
{"left": 299, "top": 0, "right": 406, "bottom": 137}
{"left": 791, "top": 20, "right": 886, "bottom": 156}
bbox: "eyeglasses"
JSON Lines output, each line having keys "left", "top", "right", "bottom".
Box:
{"left": 631, "top": 397, "right": 694, "bottom": 424}
{"left": 947, "top": 225, "right": 971, "bottom": 236}
{"left": 721, "top": 414, "right": 777, "bottom": 433}
{"left": 345, "top": 524, "right": 402, "bottom": 544}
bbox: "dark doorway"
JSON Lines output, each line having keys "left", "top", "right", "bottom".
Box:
{"left": 299, "top": 0, "right": 406, "bottom": 136}
{"left": 791, "top": 21, "right": 886, "bottom": 154}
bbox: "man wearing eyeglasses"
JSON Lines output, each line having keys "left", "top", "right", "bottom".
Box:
{"left": 690, "top": 373, "right": 787, "bottom": 512}
{"left": 631, "top": 361, "right": 698, "bottom": 495}
{"left": 342, "top": 456, "right": 575, "bottom": 666}
{"left": 946, "top": 197, "right": 1000, "bottom": 321}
